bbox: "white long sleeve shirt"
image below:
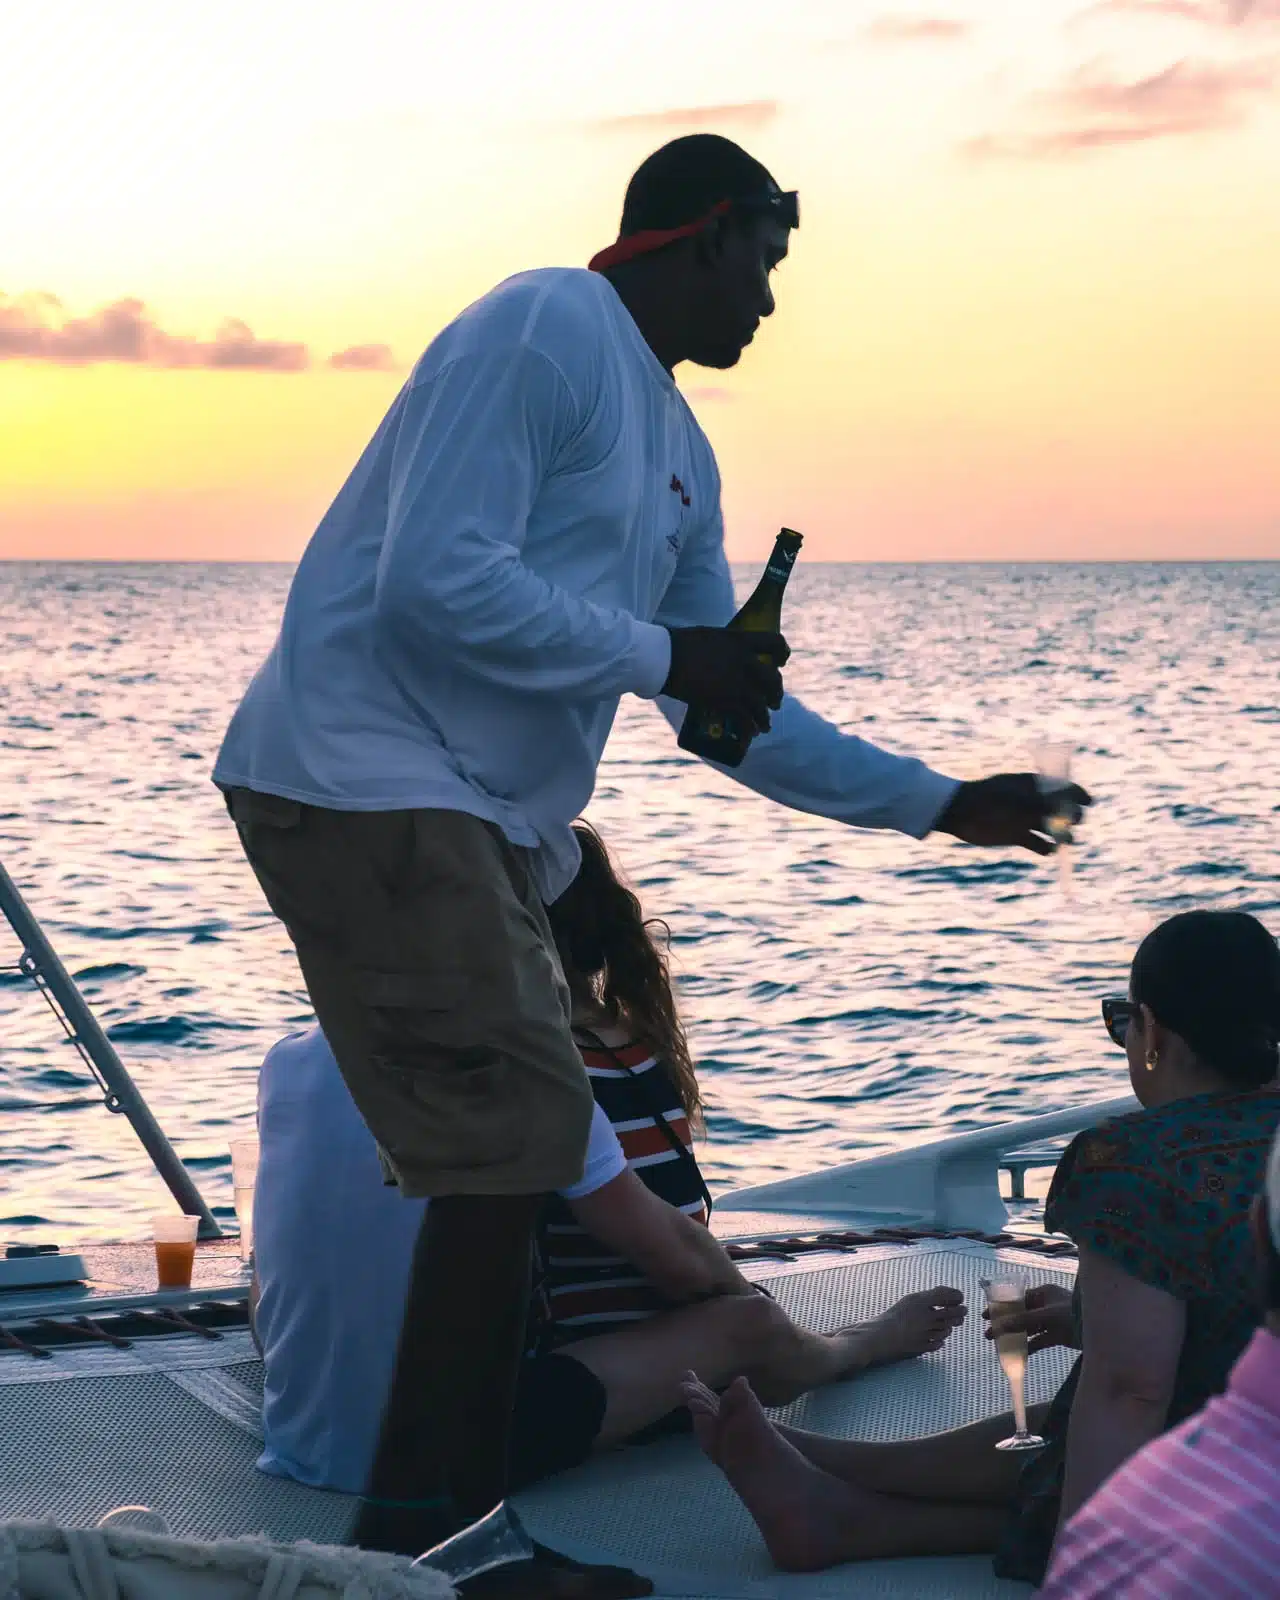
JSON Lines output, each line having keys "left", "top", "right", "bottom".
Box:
{"left": 213, "top": 267, "right": 958, "bottom": 901}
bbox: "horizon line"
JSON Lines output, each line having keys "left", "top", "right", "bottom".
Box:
{"left": 1, "top": 556, "right": 1277, "bottom": 569}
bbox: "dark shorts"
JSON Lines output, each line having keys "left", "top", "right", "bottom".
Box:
{"left": 223, "top": 790, "right": 595, "bottom": 1199}
{"left": 993, "top": 1366, "right": 1076, "bottom": 1585}
{"left": 509, "top": 1352, "right": 691, "bottom": 1489}
{"left": 509, "top": 1352, "right": 608, "bottom": 1488}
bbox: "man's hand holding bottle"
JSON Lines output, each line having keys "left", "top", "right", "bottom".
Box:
{"left": 662, "top": 626, "right": 790, "bottom": 737}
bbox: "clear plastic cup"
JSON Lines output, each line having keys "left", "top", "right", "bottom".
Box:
{"left": 153, "top": 1213, "right": 199, "bottom": 1289}
{"left": 97, "top": 1505, "right": 171, "bottom": 1535}
{"left": 412, "top": 1501, "right": 537, "bottom": 1584}
{"left": 229, "top": 1138, "right": 259, "bottom": 1261}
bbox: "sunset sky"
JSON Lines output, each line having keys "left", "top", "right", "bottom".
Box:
{"left": 3, "top": 0, "right": 1279, "bottom": 562}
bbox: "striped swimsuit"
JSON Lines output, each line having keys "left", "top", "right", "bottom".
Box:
{"left": 535, "top": 1030, "right": 711, "bottom": 1346}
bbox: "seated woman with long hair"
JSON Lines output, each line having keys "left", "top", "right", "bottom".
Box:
{"left": 682, "top": 909, "right": 1280, "bottom": 1585}
{"left": 526, "top": 823, "right": 963, "bottom": 1464}
{"left": 251, "top": 822, "right": 963, "bottom": 1496}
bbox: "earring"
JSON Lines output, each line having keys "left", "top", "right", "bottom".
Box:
{"left": 1145, "top": 1050, "right": 1159, "bottom": 1072}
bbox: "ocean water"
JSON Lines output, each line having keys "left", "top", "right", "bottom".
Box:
{"left": 1, "top": 561, "right": 1277, "bottom": 1244}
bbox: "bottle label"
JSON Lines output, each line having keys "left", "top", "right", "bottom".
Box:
{"left": 678, "top": 706, "right": 750, "bottom": 766}
{"left": 763, "top": 550, "right": 799, "bottom": 586}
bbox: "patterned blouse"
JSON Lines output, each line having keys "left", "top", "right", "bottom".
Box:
{"left": 995, "top": 1085, "right": 1280, "bottom": 1585}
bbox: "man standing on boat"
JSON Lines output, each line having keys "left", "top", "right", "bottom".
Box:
{"left": 214, "top": 134, "right": 1087, "bottom": 1595}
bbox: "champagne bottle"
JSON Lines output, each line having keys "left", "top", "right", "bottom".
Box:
{"left": 677, "top": 528, "right": 803, "bottom": 768}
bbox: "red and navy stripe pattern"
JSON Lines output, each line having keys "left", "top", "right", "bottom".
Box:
{"left": 537, "top": 1036, "right": 708, "bottom": 1345}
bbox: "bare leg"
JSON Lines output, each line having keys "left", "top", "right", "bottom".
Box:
{"left": 777, "top": 1404, "right": 1052, "bottom": 1506}
{"left": 352, "top": 1194, "right": 541, "bottom": 1548}
{"left": 352, "top": 1196, "right": 650, "bottom": 1598}
{"left": 566, "top": 1287, "right": 966, "bottom": 1445}
{"left": 685, "top": 1376, "right": 1007, "bottom": 1572}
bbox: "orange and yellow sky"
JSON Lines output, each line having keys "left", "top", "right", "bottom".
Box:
{"left": 3, "top": 0, "right": 1279, "bottom": 562}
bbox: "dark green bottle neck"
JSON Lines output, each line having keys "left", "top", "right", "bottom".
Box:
{"left": 761, "top": 542, "right": 800, "bottom": 590}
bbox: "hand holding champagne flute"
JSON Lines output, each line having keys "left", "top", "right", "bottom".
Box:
{"left": 981, "top": 1278, "right": 1046, "bottom": 1452}
{"left": 982, "top": 1281, "right": 1077, "bottom": 1357}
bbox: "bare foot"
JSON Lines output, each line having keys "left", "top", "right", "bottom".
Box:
{"left": 837, "top": 1286, "right": 966, "bottom": 1372}
{"left": 681, "top": 1373, "right": 864, "bottom": 1572}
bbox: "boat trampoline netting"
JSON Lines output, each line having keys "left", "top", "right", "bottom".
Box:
{"left": 513, "top": 1246, "right": 1075, "bottom": 1598}
{"left": 0, "top": 1329, "right": 355, "bottom": 1546}
{"left": 0, "top": 1245, "right": 1074, "bottom": 1598}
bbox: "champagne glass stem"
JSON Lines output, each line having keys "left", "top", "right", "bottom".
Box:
{"left": 1010, "top": 1370, "right": 1028, "bottom": 1436}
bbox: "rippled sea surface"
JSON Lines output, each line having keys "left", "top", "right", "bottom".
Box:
{"left": 2, "top": 561, "right": 1277, "bottom": 1243}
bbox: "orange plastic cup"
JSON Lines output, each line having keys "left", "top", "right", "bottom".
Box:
{"left": 153, "top": 1213, "right": 199, "bottom": 1289}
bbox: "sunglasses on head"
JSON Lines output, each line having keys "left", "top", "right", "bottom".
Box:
{"left": 1101, "top": 996, "right": 1137, "bottom": 1049}
{"left": 732, "top": 188, "right": 800, "bottom": 231}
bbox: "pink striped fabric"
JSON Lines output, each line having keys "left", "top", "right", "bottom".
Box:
{"left": 1039, "top": 1328, "right": 1280, "bottom": 1598}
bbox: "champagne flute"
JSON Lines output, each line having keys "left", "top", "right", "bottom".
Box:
{"left": 1034, "top": 742, "right": 1075, "bottom": 898}
{"left": 981, "top": 1278, "right": 1046, "bottom": 1452}
{"left": 412, "top": 1501, "right": 537, "bottom": 1584}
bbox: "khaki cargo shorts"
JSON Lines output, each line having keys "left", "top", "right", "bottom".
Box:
{"left": 223, "top": 790, "right": 594, "bottom": 1199}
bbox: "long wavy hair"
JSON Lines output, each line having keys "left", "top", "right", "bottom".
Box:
{"left": 546, "top": 822, "right": 703, "bottom": 1134}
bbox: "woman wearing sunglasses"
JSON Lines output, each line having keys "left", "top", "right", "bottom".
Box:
{"left": 681, "top": 909, "right": 1280, "bottom": 1586}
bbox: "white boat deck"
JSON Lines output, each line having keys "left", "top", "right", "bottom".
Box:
{"left": 0, "top": 1233, "right": 1075, "bottom": 1599}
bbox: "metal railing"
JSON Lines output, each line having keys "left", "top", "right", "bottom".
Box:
{"left": 1001, "top": 1145, "right": 1070, "bottom": 1201}
{"left": 722, "top": 1095, "right": 1137, "bottom": 1235}
{"left": 1, "top": 858, "right": 221, "bottom": 1239}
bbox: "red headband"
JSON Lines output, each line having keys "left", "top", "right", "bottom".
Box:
{"left": 588, "top": 200, "right": 732, "bottom": 273}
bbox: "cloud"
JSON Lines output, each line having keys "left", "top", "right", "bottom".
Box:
{"left": 962, "top": 55, "right": 1278, "bottom": 157}
{"left": 0, "top": 294, "right": 310, "bottom": 370}
{"left": 329, "top": 343, "right": 397, "bottom": 371}
{"left": 1078, "top": 0, "right": 1280, "bottom": 23}
{"left": 0, "top": 295, "right": 396, "bottom": 373}
{"left": 589, "top": 101, "right": 779, "bottom": 134}
{"left": 861, "top": 14, "right": 971, "bottom": 42}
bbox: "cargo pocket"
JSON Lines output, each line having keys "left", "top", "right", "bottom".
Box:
{"left": 223, "top": 790, "right": 340, "bottom": 950}
{"left": 354, "top": 968, "right": 527, "bottom": 1174}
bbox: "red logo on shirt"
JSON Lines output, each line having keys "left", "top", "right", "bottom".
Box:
{"left": 670, "top": 474, "right": 691, "bottom": 508}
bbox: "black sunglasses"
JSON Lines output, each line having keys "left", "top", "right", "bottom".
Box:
{"left": 733, "top": 189, "right": 800, "bottom": 231}
{"left": 1101, "top": 996, "right": 1136, "bottom": 1049}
